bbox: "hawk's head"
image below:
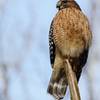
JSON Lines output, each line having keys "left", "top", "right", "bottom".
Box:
{"left": 56, "top": 0, "right": 67, "bottom": 10}
{"left": 56, "top": 0, "right": 81, "bottom": 10}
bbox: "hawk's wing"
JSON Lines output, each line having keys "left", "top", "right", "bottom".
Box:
{"left": 71, "top": 48, "right": 89, "bottom": 81}
{"left": 49, "top": 21, "right": 55, "bottom": 67}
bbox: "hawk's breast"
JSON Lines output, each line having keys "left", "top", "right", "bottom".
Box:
{"left": 53, "top": 8, "right": 92, "bottom": 57}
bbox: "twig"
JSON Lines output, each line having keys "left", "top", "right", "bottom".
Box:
{"left": 64, "top": 59, "right": 81, "bottom": 100}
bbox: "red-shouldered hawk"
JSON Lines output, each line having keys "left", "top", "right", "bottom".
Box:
{"left": 47, "top": 0, "right": 92, "bottom": 99}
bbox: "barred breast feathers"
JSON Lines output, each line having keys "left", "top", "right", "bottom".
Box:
{"left": 53, "top": 8, "right": 92, "bottom": 57}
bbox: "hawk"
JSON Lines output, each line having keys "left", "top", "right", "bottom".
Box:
{"left": 47, "top": 0, "right": 92, "bottom": 99}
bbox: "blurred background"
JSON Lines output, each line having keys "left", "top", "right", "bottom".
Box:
{"left": 0, "top": 0, "right": 99, "bottom": 100}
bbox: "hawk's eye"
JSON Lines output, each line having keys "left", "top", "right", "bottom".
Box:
{"left": 62, "top": 0, "right": 67, "bottom": 3}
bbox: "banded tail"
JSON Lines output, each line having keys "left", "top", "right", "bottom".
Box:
{"left": 47, "top": 68, "right": 68, "bottom": 100}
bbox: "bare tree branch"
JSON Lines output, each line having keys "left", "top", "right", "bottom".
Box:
{"left": 64, "top": 59, "right": 81, "bottom": 100}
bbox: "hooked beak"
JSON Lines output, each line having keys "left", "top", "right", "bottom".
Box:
{"left": 56, "top": 1, "right": 61, "bottom": 8}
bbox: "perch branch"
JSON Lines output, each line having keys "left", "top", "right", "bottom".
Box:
{"left": 64, "top": 59, "right": 81, "bottom": 100}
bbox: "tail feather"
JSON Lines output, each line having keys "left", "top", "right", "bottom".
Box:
{"left": 47, "top": 69, "right": 67, "bottom": 100}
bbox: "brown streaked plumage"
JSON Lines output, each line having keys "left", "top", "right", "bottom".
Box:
{"left": 47, "top": 0, "right": 92, "bottom": 99}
